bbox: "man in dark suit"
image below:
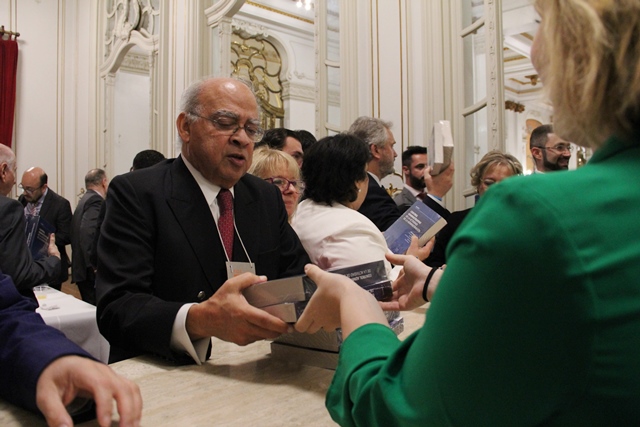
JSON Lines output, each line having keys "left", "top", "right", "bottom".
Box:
{"left": 96, "top": 77, "right": 310, "bottom": 364}
{"left": 0, "top": 269, "right": 141, "bottom": 426}
{"left": 19, "top": 167, "right": 72, "bottom": 290}
{"left": 393, "top": 145, "right": 453, "bottom": 219}
{"left": 0, "top": 144, "right": 60, "bottom": 296}
{"left": 348, "top": 116, "right": 400, "bottom": 232}
{"left": 71, "top": 168, "right": 108, "bottom": 305}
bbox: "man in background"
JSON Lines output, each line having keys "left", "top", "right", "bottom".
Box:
{"left": 130, "top": 149, "right": 166, "bottom": 171}
{"left": 0, "top": 145, "right": 60, "bottom": 296}
{"left": 256, "top": 128, "right": 304, "bottom": 167}
{"left": 71, "top": 168, "right": 108, "bottom": 305}
{"left": 19, "top": 167, "right": 72, "bottom": 290}
{"left": 530, "top": 124, "right": 573, "bottom": 172}
{"left": 347, "top": 116, "right": 400, "bottom": 231}
{"left": 394, "top": 145, "right": 453, "bottom": 219}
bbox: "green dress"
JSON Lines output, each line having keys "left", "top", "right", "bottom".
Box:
{"left": 327, "top": 134, "right": 640, "bottom": 426}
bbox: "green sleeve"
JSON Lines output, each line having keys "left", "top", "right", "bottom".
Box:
{"left": 326, "top": 180, "right": 594, "bottom": 426}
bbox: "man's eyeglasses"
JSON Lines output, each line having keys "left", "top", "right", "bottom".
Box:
{"left": 540, "top": 144, "right": 573, "bottom": 153}
{"left": 189, "top": 112, "right": 264, "bottom": 142}
{"left": 18, "top": 184, "right": 43, "bottom": 194}
{"left": 265, "top": 177, "right": 305, "bottom": 193}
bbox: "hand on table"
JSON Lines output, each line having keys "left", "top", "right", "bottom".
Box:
{"left": 36, "top": 355, "right": 142, "bottom": 427}
{"left": 186, "top": 272, "right": 291, "bottom": 346}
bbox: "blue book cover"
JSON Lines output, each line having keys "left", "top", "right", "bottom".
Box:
{"left": 384, "top": 200, "right": 447, "bottom": 254}
{"left": 25, "top": 215, "right": 56, "bottom": 260}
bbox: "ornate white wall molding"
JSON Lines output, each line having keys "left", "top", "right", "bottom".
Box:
{"left": 232, "top": 18, "right": 269, "bottom": 39}
{"left": 101, "top": 0, "right": 159, "bottom": 77}
{"left": 282, "top": 81, "right": 315, "bottom": 102}
{"left": 120, "top": 52, "right": 151, "bottom": 75}
{"left": 485, "top": 0, "right": 505, "bottom": 151}
{"left": 205, "top": 0, "right": 245, "bottom": 26}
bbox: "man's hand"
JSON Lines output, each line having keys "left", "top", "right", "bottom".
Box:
{"left": 47, "top": 233, "right": 60, "bottom": 259}
{"left": 186, "top": 273, "right": 291, "bottom": 346}
{"left": 381, "top": 253, "right": 438, "bottom": 311}
{"left": 36, "top": 355, "right": 142, "bottom": 427}
{"left": 424, "top": 161, "right": 454, "bottom": 199}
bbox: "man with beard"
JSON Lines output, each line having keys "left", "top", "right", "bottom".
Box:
{"left": 530, "top": 124, "right": 573, "bottom": 172}
{"left": 18, "top": 167, "right": 72, "bottom": 290}
{"left": 348, "top": 116, "right": 400, "bottom": 231}
{"left": 394, "top": 145, "right": 453, "bottom": 219}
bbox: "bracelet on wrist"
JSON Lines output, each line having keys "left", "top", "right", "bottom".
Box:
{"left": 422, "top": 267, "right": 439, "bottom": 302}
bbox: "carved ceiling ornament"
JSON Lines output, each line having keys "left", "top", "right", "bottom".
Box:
{"left": 102, "top": 0, "right": 159, "bottom": 75}
{"left": 232, "top": 19, "right": 270, "bottom": 40}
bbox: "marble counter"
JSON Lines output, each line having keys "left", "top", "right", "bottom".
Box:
{"left": 0, "top": 307, "right": 426, "bottom": 426}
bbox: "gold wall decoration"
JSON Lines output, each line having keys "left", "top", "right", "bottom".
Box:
{"left": 231, "top": 32, "right": 285, "bottom": 130}
{"left": 505, "top": 100, "right": 525, "bottom": 113}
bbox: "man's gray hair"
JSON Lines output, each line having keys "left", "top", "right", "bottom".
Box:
{"left": 85, "top": 168, "right": 106, "bottom": 188}
{"left": 348, "top": 116, "right": 393, "bottom": 149}
{"left": 0, "top": 144, "right": 15, "bottom": 169}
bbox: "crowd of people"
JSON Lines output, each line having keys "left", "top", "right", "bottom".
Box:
{"left": 0, "top": 0, "right": 638, "bottom": 424}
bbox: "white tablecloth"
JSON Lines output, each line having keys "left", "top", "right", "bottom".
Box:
{"left": 35, "top": 286, "right": 109, "bottom": 363}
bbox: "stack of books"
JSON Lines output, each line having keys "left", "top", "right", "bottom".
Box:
{"left": 243, "top": 260, "right": 404, "bottom": 370}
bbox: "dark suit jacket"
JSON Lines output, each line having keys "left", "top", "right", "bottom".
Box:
{"left": 393, "top": 186, "right": 452, "bottom": 220}
{"left": 71, "top": 190, "right": 103, "bottom": 283}
{"left": 19, "top": 189, "right": 72, "bottom": 285}
{"left": 425, "top": 208, "right": 472, "bottom": 268}
{"left": 96, "top": 156, "right": 310, "bottom": 362}
{"left": 0, "top": 196, "right": 60, "bottom": 295}
{"left": 357, "top": 173, "right": 402, "bottom": 232}
{"left": 0, "top": 270, "right": 90, "bottom": 413}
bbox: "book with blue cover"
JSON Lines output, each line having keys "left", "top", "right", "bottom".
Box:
{"left": 25, "top": 215, "right": 55, "bottom": 260}
{"left": 384, "top": 200, "right": 447, "bottom": 254}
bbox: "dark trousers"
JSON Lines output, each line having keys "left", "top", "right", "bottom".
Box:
{"left": 76, "top": 267, "right": 96, "bottom": 305}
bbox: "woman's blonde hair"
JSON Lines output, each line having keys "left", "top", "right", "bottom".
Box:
{"left": 469, "top": 150, "right": 522, "bottom": 189}
{"left": 248, "top": 147, "right": 300, "bottom": 181}
{"left": 534, "top": 0, "right": 640, "bottom": 148}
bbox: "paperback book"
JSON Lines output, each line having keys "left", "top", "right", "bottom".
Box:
{"left": 428, "top": 120, "right": 454, "bottom": 176}
{"left": 243, "top": 274, "right": 316, "bottom": 308}
{"left": 384, "top": 201, "right": 447, "bottom": 255}
{"left": 25, "top": 215, "right": 55, "bottom": 260}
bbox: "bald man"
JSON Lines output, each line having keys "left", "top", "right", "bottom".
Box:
{"left": 96, "top": 77, "right": 309, "bottom": 364}
{"left": 18, "top": 167, "right": 72, "bottom": 290}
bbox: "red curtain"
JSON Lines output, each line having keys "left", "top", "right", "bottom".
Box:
{"left": 0, "top": 39, "right": 19, "bottom": 149}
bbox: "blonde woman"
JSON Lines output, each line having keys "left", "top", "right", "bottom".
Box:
{"left": 248, "top": 147, "right": 302, "bottom": 221}
{"left": 296, "top": 1, "right": 640, "bottom": 425}
{"left": 426, "top": 150, "right": 522, "bottom": 268}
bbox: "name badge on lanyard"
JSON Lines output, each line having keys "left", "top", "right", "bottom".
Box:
{"left": 226, "top": 261, "right": 256, "bottom": 279}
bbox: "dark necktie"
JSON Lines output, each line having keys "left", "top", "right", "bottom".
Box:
{"left": 217, "top": 189, "right": 234, "bottom": 258}
{"left": 416, "top": 192, "right": 426, "bottom": 201}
